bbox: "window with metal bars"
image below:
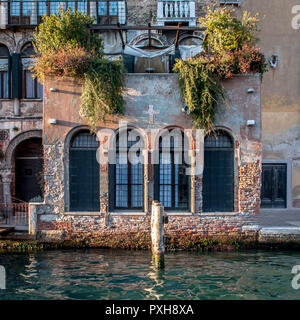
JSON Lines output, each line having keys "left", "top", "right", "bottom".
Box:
{"left": 112, "top": 129, "right": 144, "bottom": 210}
{"left": 155, "top": 129, "right": 190, "bottom": 210}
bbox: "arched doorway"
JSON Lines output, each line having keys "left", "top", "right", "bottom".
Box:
{"left": 203, "top": 130, "right": 234, "bottom": 212}
{"left": 69, "top": 131, "right": 100, "bottom": 211}
{"left": 15, "top": 138, "right": 43, "bottom": 202}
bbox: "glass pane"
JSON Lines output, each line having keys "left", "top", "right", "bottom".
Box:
{"left": 77, "top": 1, "right": 88, "bottom": 13}
{"left": 131, "top": 185, "right": 143, "bottom": 208}
{"left": 50, "top": 1, "right": 60, "bottom": 15}
{"left": 10, "top": 0, "right": 20, "bottom": 16}
{"left": 38, "top": 1, "right": 47, "bottom": 16}
{"left": 67, "top": 2, "right": 76, "bottom": 11}
{"left": 25, "top": 71, "right": 35, "bottom": 99}
{"left": 109, "top": 1, "right": 118, "bottom": 16}
{"left": 160, "top": 185, "right": 172, "bottom": 208}
{"left": 23, "top": 0, "right": 32, "bottom": 16}
{"left": 115, "top": 185, "right": 128, "bottom": 208}
{"left": 98, "top": 2, "right": 107, "bottom": 16}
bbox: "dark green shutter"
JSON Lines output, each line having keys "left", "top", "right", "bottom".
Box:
{"left": 11, "top": 53, "right": 22, "bottom": 99}
{"left": 153, "top": 163, "right": 159, "bottom": 201}
{"left": 123, "top": 54, "right": 135, "bottom": 73}
{"left": 108, "top": 163, "right": 115, "bottom": 211}
{"left": 7, "top": 54, "right": 11, "bottom": 99}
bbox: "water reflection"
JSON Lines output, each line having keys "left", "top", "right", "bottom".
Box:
{"left": 144, "top": 263, "right": 165, "bottom": 300}
{"left": 0, "top": 249, "right": 299, "bottom": 300}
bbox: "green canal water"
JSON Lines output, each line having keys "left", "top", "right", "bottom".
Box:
{"left": 0, "top": 249, "right": 300, "bottom": 300}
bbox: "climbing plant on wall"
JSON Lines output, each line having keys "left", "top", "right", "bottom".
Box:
{"left": 32, "top": 8, "right": 124, "bottom": 132}
{"left": 174, "top": 7, "right": 268, "bottom": 132}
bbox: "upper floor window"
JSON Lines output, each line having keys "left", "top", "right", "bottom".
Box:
{"left": 97, "top": 1, "right": 118, "bottom": 24}
{"left": 21, "top": 42, "right": 43, "bottom": 99}
{"left": 0, "top": 44, "right": 9, "bottom": 99}
{"left": 6, "top": 1, "right": 126, "bottom": 26}
{"left": 67, "top": 1, "right": 88, "bottom": 14}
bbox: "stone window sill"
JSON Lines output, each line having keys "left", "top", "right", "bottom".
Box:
{"left": 199, "top": 212, "right": 239, "bottom": 216}
{"left": 165, "top": 212, "right": 193, "bottom": 216}
{"left": 21, "top": 99, "right": 43, "bottom": 102}
{"left": 65, "top": 212, "right": 101, "bottom": 216}
{"left": 110, "top": 211, "right": 147, "bottom": 216}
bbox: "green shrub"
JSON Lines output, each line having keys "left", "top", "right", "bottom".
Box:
{"left": 32, "top": 8, "right": 124, "bottom": 132}
{"left": 174, "top": 7, "right": 267, "bottom": 132}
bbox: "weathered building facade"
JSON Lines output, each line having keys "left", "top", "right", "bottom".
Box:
{"left": 0, "top": 0, "right": 297, "bottom": 245}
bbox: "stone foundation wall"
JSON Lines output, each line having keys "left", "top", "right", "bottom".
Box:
{"left": 37, "top": 213, "right": 257, "bottom": 248}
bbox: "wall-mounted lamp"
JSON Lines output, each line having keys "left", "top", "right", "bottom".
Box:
{"left": 247, "top": 88, "right": 255, "bottom": 94}
{"left": 246, "top": 120, "right": 256, "bottom": 126}
{"left": 181, "top": 104, "right": 190, "bottom": 115}
{"left": 269, "top": 54, "right": 279, "bottom": 69}
{"left": 50, "top": 88, "right": 58, "bottom": 92}
{"left": 49, "top": 118, "right": 57, "bottom": 125}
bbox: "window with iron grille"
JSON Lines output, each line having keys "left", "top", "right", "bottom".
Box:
{"left": 156, "top": 129, "right": 190, "bottom": 210}
{"left": 112, "top": 129, "right": 144, "bottom": 210}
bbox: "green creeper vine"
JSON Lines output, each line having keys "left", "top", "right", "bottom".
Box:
{"left": 32, "top": 8, "right": 124, "bottom": 132}
{"left": 174, "top": 7, "right": 268, "bottom": 133}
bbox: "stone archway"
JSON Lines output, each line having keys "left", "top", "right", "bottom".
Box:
{"left": 2, "top": 130, "right": 43, "bottom": 203}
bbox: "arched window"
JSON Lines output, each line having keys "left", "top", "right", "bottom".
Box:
{"left": 21, "top": 42, "right": 43, "bottom": 99}
{"left": 203, "top": 130, "right": 234, "bottom": 212}
{"left": 109, "top": 129, "right": 144, "bottom": 210}
{"left": 0, "top": 44, "right": 9, "bottom": 99}
{"left": 154, "top": 129, "right": 190, "bottom": 210}
{"left": 69, "top": 131, "right": 100, "bottom": 211}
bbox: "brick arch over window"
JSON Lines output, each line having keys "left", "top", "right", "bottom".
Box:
{"left": 3, "top": 129, "right": 42, "bottom": 170}
{"left": 16, "top": 37, "right": 34, "bottom": 54}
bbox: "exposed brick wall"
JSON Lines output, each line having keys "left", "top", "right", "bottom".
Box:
{"left": 37, "top": 213, "right": 257, "bottom": 248}
{"left": 239, "top": 160, "right": 262, "bottom": 215}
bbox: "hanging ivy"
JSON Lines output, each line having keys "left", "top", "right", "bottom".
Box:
{"left": 174, "top": 7, "right": 268, "bottom": 133}
{"left": 32, "top": 8, "right": 124, "bottom": 132}
{"left": 174, "top": 57, "right": 225, "bottom": 132}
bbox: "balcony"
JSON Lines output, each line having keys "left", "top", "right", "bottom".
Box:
{"left": 0, "top": 0, "right": 126, "bottom": 27}
{"left": 157, "top": 0, "right": 196, "bottom": 27}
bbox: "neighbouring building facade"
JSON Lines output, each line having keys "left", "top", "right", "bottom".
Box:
{"left": 0, "top": 0, "right": 298, "bottom": 245}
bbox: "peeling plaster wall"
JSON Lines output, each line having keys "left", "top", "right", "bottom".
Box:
{"left": 40, "top": 73, "right": 261, "bottom": 242}
{"left": 240, "top": 0, "right": 300, "bottom": 207}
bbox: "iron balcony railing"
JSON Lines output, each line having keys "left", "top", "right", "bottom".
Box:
{"left": 0, "top": 0, "right": 126, "bottom": 27}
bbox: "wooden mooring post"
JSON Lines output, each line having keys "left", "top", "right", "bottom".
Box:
{"left": 151, "top": 201, "right": 165, "bottom": 269}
